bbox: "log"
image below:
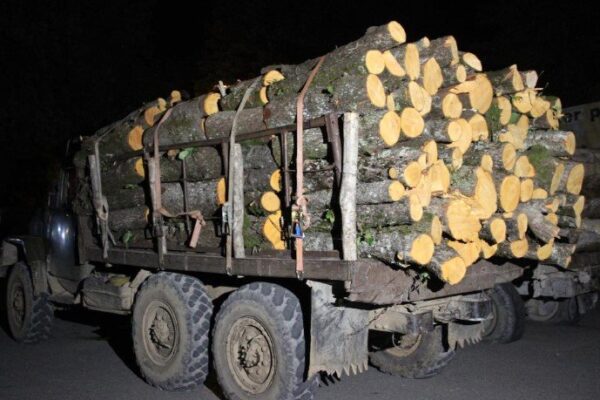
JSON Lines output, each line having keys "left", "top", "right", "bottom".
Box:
{"left": 557, "top": 162, "right": 585, "bottom": 195}
{"left": 219, "top": 78, "right": 266, "bottom": 111}
{"left": 429, "top": 197, "right": 481, "bottom": 242}
{"left": 547, "top": 243, "right": 576, "bottom": 268}
{"left": 428, "top": 243, "right": 467, "bottom": 285}
{"left": 108, "top": 206, "right": 149, "bottom": 232}
{"left": 532, "top": 109, "right": 560, "bottom": 130}
{"left": 487, "top": 65, "right": 524, "bottom": 96}
{"left": 430, "top": 91, "right": 463, "bottom": 119}
{"left": 442, "top": 64, "right": 467, "bottom": 86}
{"left": 480, "top": 216, "right": 507, "bottom": 244}
{"left": 450, "top": 74, "right": 494, "bottom": 113}
{"left": 389, "top": 81, "right": 425, "bottom": 111}
{"left": 265, "top": 92, "right": 333, "bottom": 128}
{"left": 332, "top": 73, "right": 386, "bottom": 111}
{"left": 448, "top": 240, "right": 482, "bottom": 267}
{"left": 420, "top": 36, "right": 458, "bottom": 68}
{"left": 517, "top": 202, "right": 559, "bottom": 243}
{"left": 520, "top": 70, "right": 539, "bottom": 89}
{"left": 95, "top": 97, "right": 169, "bottom": 158}
{"left": 493, "top": 172, "right": 520, "bottom": 212}
{"left": 496, "top": 238, "right": 529, "bottom": 258}
{"left": 357, "top": 144, "right": 422, "bottom": 183}
{"left": 523, "top": 130, "right": 576, "bottom": 157}
{"left": 422, "top": 118, "right": 462, "bottom": 142}
{"left": 462, "top": 142, "right": 516, "bottom": 171}
{"left": 271, "top": 128, "right": 328, "bottom": 163}
{"left": 525, "top": 146, "right": 565, "bottom": 194}
{"left": 203, "top": 108, "right": 266, "bottom": 139}
{"left": 354, "top": 180, "right": 405, "bottom": 204}
{"left": 504, "top": 212, "right": 528, "bottom": 241}
{"left": 485, "top": 96, "right": 512, "bottom": 133}
{"left": 142, "top": 96, "right": 207, "bottom": 147}
{"left": 461, "top": 52, "right": 482, "bottom": 72}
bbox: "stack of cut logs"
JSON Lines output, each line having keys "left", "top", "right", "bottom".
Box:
{"left": 75, "top": 21, "right": 588, "bottom": 285}
{"left": 563, "top": 148, "right": 600, "bottom": 257}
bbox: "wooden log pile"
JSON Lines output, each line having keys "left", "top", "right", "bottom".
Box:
{"left": 74, "top": 21, "right": 587, "bottom": 285}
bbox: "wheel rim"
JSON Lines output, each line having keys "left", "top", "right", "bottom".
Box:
{"left": 142, "top": 300, "right": 179, "bottom": 366}
{"left": 8, "top": 280, "right": 26, "bottom": 331}
{"left": 227, "top": 316, "right": 276, "bottom": 394}
{"left": 528, "top": 300, "right": 560, "bottom": 322}
{"left": 482, "top": 300, "right": 498, "bottom": 337}
{"left": 386, "top": 333, "right": 422, "bottom": 357}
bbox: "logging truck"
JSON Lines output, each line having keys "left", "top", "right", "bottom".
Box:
{"left": 0, "top": 115, "right": 525, "bottom": 400}
{"left": 0, "top": 20, "right": 594, "bottom": 400}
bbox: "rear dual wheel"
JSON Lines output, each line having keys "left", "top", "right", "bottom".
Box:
{"left": 212, "top": 282, "right": 317, "bottom": 400}
{"left": 369, "top": 326, "right": 455, "bottom": 379}
{"left": 526, "top": 297, "right": 581, "bottom": 325}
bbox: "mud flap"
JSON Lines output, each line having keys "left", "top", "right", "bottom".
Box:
{"left": 307, "top": 281, "right": 370, "bottom": 377}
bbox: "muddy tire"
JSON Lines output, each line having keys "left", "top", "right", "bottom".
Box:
{"left": 369, "top": 326, "right": 455, "bottom": 379}
{"left": 526, "top": 297, "right": 581, "bottom": 325}
{"left": 482, "top": 283, "right": 526, "bottom": 344}
{"left": 132, "top": 272, "right": 212, "bottom": 391}
{"left": 5, "top": 262, "right": 53, "bottom": 343}
{"left": 212, "top": 282, "right": 313, "bottom": 400}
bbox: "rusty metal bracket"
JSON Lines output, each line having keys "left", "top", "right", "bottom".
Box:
{"left": 294, "top": 56, "right": 326, "bottom": 280}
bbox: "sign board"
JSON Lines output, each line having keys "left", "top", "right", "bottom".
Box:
{"left": 561, "top": 101, "right": 600, "bottom": 149}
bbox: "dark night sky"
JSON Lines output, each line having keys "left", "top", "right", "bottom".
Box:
{"left": 1, "top": 0, "right": 599, "bottom": 209}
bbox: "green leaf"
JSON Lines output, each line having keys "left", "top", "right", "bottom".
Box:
{"left": 122, "top": 231, "right": 134, "bottom": 248}
{"left": 178, "top": 147, "right": 195, "bottom": 160}
{"left": 326, "top": 85, "right": 334, "bottom": 94}
{"left": 123, "top": 184, "right": 137, "bottom": 190}
{"left": 324, "top": 209, "right": 335, "bottom": 224}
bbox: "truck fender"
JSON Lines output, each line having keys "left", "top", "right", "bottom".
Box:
{"left": 1, "top": 236, "right": 48, "bottom": 296}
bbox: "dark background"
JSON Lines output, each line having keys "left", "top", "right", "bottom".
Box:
{"left": 1, "top": 0, "right": 599, "bottom": 214}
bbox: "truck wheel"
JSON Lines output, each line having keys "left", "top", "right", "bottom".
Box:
{"left": 526, "top": 297, "right": 581, "bottom": 325}
{"left": 482, "top": 283, "right": 525, "bottom": 344}
{"left": 5, "top": 262, "right": 53, "bottom": 343}
{"left": 369, "top": 326, "right": 455, "bottom": 379}
{"left": 132, "top": 272, "right": 212, "bottom": 391}
{"left": 212, "top": 282, "right": 312, "bottom": 400}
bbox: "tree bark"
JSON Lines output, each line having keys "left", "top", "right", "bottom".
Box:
{"left": 142, "top": 96, "right": 207, "bottom": 147}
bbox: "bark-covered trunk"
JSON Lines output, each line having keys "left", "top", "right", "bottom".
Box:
{"left": 143, "top": 96, "right": 206, "bottom": 147}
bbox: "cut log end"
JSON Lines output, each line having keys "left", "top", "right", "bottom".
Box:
{"left": 263, "top": 70, "right": 285, "bottom": 86}
{"left": 462, "top": 52, "right": 482, "bottom": 71}
{"left": 500, "top": 175, "right": 521, "bottom": 212}
{"left": 388, "top": 21, "right": 407, "bottom": 44}
{"left": 134, "top": 158, "right": 145, "bottom": 178}
{"left": 261, "top": 191, "right": 281, "bottom": 212}
{"left": 367, "top": 74, "right": 387, "bottom": 108}
{"left": 270, "top": 170, "right": 282, "bottom": 192}
{"left": 402, "top": 234, "right": 435, "bottom": 265}
{"left": 400, "top": 107, "right": 425, "bottom": 138}
{"left": 442, "top": 93, "right": 463, "bottom": 119}
{"left": 405, "top": 43, "right": 421, "bottom": 80}
{"left": 383, "top": 50, "right": 406, "bottom": 77}
{"left": 566, "top": 163, "right": 585, "bottom": 195}
{"left": 204, "top": 93, "right": 222, "bottom": 115}
{"left": 365, "top": 50, "right": 385, "bottom": 74}
{"left": 441, "top": 257, "right": 467, "bottom": 285}
{"left": 127, "top": 126, "right": 144, "bottom": 151}
{"left": 379, "top": 111, "right": 402, "bottom": 146}
{"left": 404, "top": 161, "right": 424, "bottom": 188}
{"left": 388, "top": 181, "right": 406, "bottom": 201}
